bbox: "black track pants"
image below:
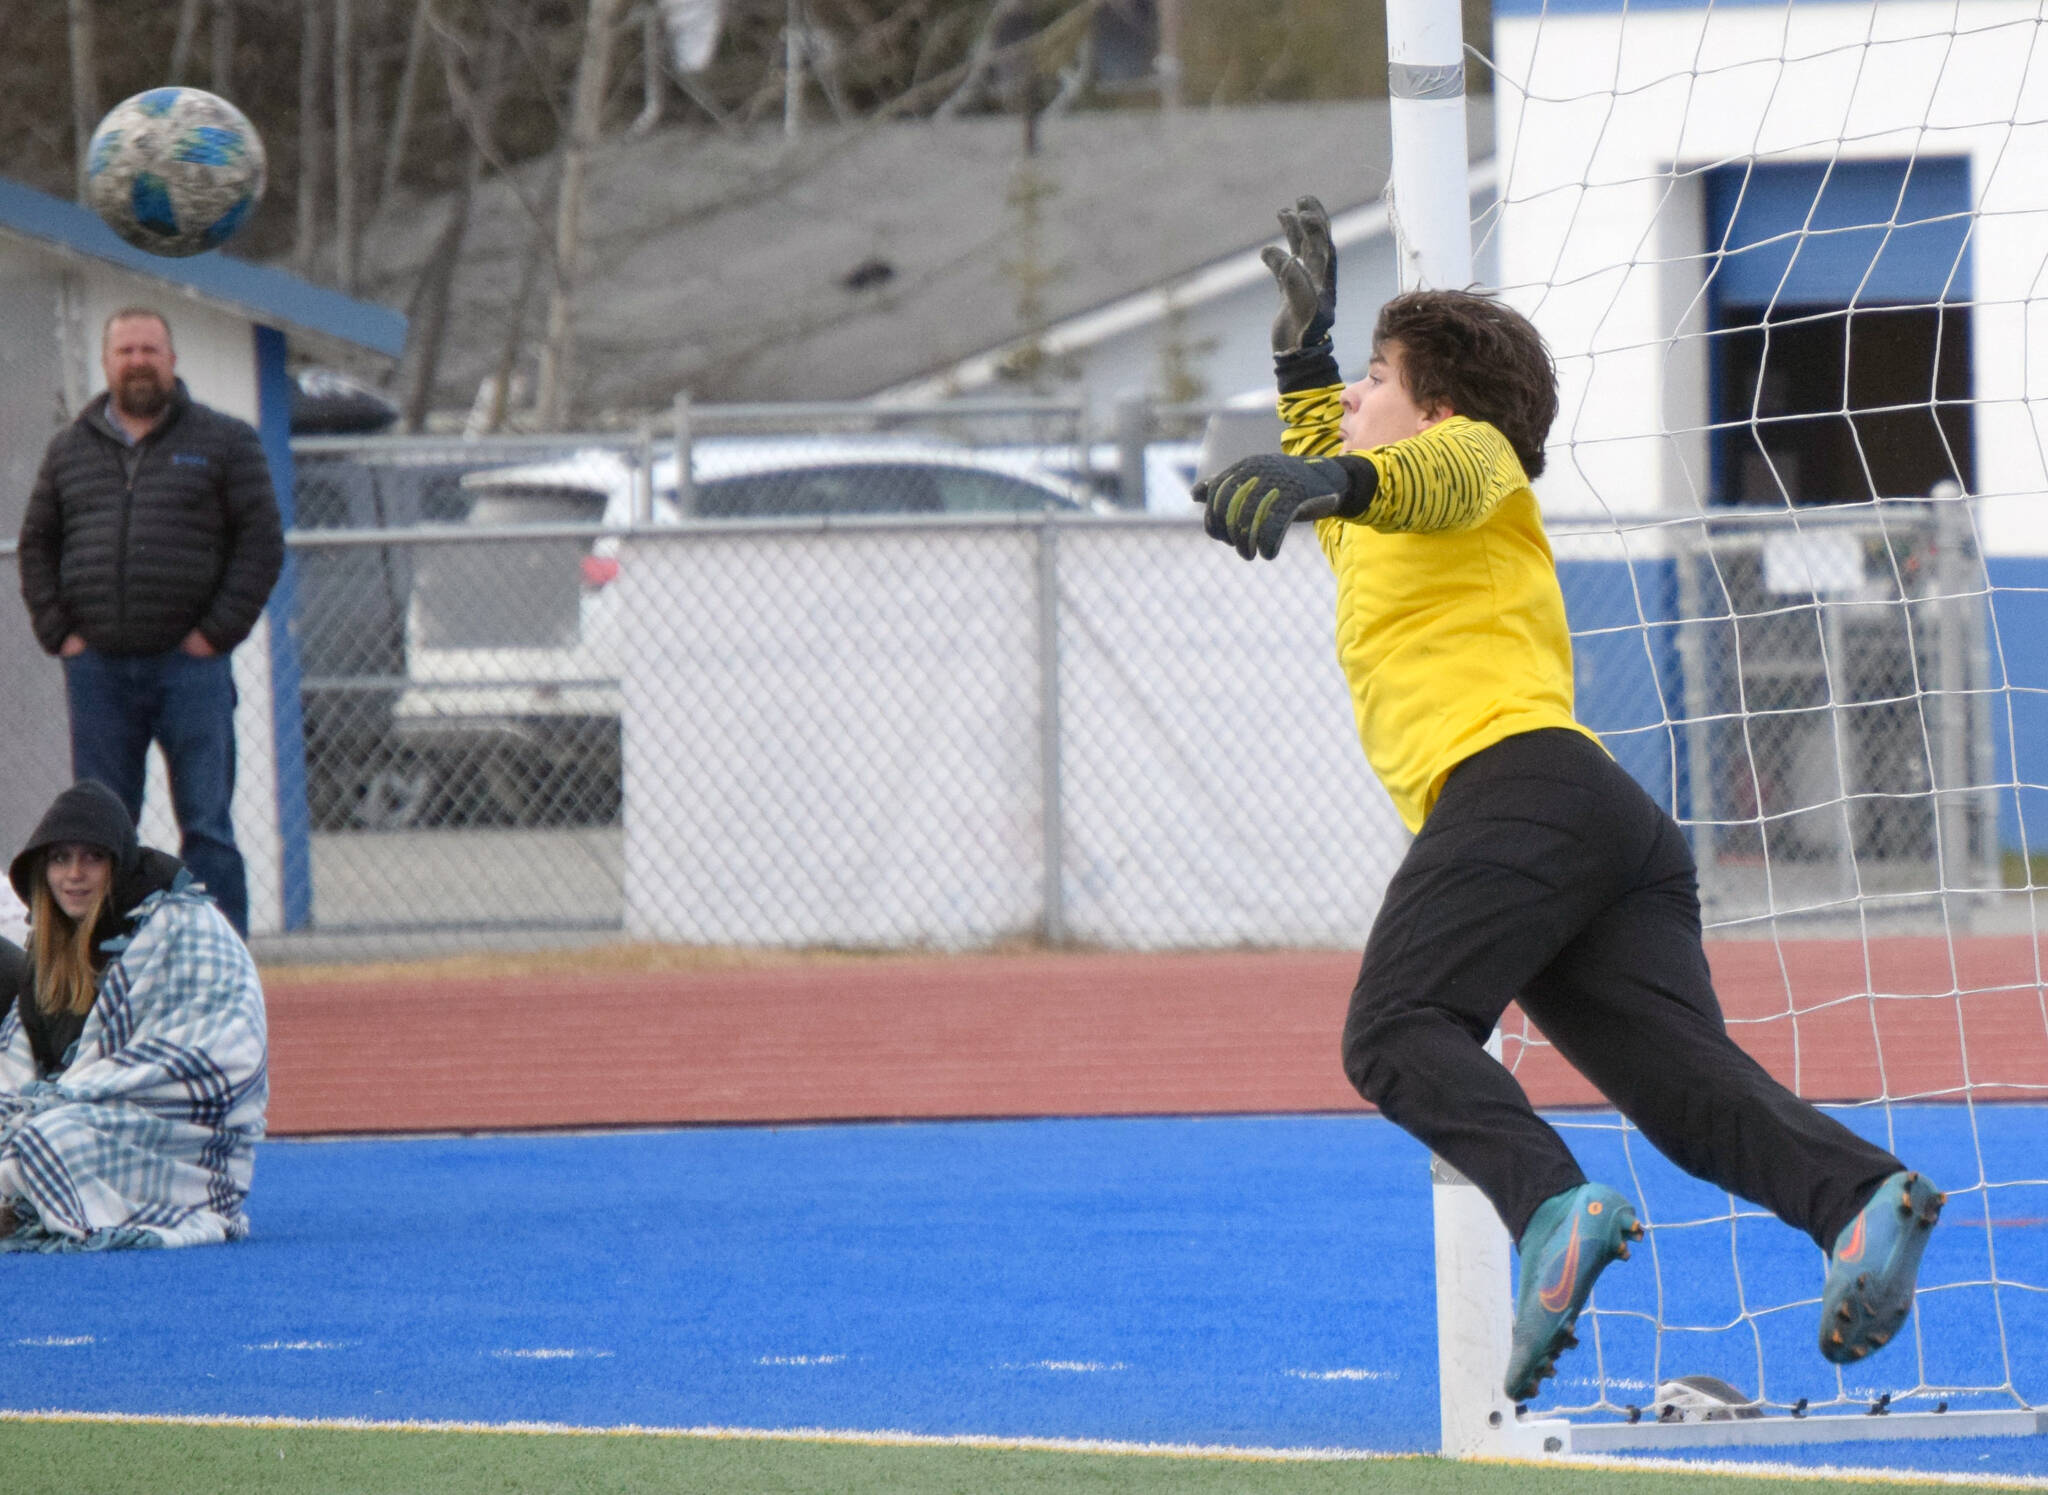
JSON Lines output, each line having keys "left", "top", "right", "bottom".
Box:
{"left": 1341, "top": 728, "right": 1900, "bottom": 1249}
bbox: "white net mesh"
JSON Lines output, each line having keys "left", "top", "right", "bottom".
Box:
{"left": 1480, "top": 0, "right": 2048, "bottom": 1422}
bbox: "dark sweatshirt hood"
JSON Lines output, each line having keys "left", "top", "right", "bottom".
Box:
{"left": 9, "top": 780, "right": 141, "bottom": 907}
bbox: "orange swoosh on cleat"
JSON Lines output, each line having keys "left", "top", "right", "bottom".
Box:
{"left": 1837, "top": 1214, "right": 1865, "bottom": 1266}
{"left": 1538, "top": 1217, "right": 1583, "bottom": 1314}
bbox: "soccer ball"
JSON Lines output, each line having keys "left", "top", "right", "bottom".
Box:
{"left": 84, "top": 88, "right": 266, "bottom": 258}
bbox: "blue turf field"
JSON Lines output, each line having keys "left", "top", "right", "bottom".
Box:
{"left": 3, "top": 1109, "right": 2045, "bottom": 1480}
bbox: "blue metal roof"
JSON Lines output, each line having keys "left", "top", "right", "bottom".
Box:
{"left": 0, "top": 175, "right": 405, "bottom": 358}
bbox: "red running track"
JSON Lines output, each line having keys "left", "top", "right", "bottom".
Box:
{"left": 261, "top": 937, "right": 2048, "bottom": 1136}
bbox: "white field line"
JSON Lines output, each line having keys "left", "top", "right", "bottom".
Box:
{"left": 490, "top": 1348, "right": 614, "bottom": 1360}
{"left": 3, "top": 1408, "right": 2047, "bottom": 1486}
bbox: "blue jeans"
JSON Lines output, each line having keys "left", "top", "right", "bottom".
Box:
{"left": 62, "top": 647, "right": 248, "bottom": 935}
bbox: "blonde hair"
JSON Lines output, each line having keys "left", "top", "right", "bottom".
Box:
{"left": 29, "top": 857, "right": 106, "bottom": 1017}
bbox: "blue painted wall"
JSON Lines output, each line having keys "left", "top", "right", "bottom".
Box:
{"left": 1559, "top": 558, "right": 1684, "bottom": 815}
{"left": 1561, "top": 553, "right": 2048, "bottom": 864}
{"left": 1986, "top": 556, "right": 2048, "bottom": 865}
{"left": 1703, "top": 157, "right": 1973, "bottom": 308}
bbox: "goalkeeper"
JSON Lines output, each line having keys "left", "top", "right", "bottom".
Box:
{"left": 1197, "top": 196, "right": 1944, "bottom": 1403}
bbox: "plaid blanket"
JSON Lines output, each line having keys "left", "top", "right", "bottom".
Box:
{"left": 0, "top": 885, "right": 268, "bottom": 1251}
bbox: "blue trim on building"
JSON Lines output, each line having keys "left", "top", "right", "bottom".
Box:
{"left": 0, "top": 176, "right": 404, "bottom": 358}
{"left": 1566, "top": 552, "right": 2045, "bottom": 867}
{"left": 1704, "top": 157, "right": 1973, "bottom": 308}
{"left": 255, "top": 326, "right": 313, "bottom": 931}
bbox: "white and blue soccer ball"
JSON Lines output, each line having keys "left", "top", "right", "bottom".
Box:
{"left": 85, "top": 88, "right": 267, "bottom": 258}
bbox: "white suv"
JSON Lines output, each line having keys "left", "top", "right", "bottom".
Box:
{"left": 389, "top": 442, "right": 1094, "bottom": 822}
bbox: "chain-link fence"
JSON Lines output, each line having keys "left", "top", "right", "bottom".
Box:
{"left": 1672, "top": 502, "right": 2002, "bottom": 922}
{"left": 280, "top": 400, "right": 1399, "bottom": 950}
{"left": 284, "top": 505, "right": 1410, "bottom": 948}
{"left": 290, "top": 403, "right": 1102, "bottom": 842}
{"left": 0, "top": 403, "right": 2018, "bottom": 959}
{"left": 1562, "top": 502, "right": 2001, "bottom": 926}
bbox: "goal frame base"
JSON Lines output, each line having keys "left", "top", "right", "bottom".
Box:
{"left": 1495, "top": 1406, "right": 2048, "bottom": 1457}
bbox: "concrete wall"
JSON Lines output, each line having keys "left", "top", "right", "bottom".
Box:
{"left": 616, "top": 520, "right": 1410, "bottom": 951}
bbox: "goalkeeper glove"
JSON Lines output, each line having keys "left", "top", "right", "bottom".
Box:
{"left": 1192, "top": 453, "right": 1375, "bottom": 561}
{"left": 1262, "top": 195, "right": 1337, "bottom": 355}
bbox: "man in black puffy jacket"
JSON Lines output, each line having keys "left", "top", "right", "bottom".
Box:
{"left": 16, "top": 307, "right": 283, "bottom": 936}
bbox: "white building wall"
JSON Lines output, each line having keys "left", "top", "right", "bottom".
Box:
{"left": 1, "top": 260, "right": 285, "bottom": 937}
{"left": 1492, "top": 0, "right": 2048, "bottom": 551}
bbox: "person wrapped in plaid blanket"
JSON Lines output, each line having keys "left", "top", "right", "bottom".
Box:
{"left": 0, "top": 780, "right": 268, "bottom": 1251}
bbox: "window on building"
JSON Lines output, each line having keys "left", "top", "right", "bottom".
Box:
{"left": 1705, "top": 157, "right": 1974, "bottom": 505}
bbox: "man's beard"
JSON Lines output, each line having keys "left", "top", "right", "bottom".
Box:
{"left": 114, "top": 370, "right": 170, "bottom": 420}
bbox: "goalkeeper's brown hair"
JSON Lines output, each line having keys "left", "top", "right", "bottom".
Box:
{"left": 1373, "top": 290, "right": 1559, "bottom": 478}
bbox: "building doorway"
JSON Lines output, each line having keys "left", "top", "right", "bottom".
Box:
{"left": 1714, "top": 301, "right": 1973, "bottom": 504}
{"left": 1704, "top": 157, "right": 1975, "bottom": 506}
{"left": 1681, "top": 157, "right": 1992, "bottom": 908}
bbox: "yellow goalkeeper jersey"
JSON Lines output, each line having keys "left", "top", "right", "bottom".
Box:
{"left": 1278, "top": 387, "right": 1600, "bottom": 832}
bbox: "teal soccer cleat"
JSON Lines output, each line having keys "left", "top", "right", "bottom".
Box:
{"left": 1504, "top": 1184, "right": 1643, "bottom": 1402}
{"left": 1819, "top": 1170, "right": 1944, "bottom": 1364}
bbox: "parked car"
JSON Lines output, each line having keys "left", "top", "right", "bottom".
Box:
{"left": 683, "top": 440, "right": 1102, "bottom": 517}
{"left": 388, "top": 443, "right": 1096, "bottom": 824}
{"left": 292, "top": 445, "right": 504, "bottom": 830}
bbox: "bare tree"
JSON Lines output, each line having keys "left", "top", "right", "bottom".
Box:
{"left": 66, "top": 0, "right": 99, "bottom": 201}
{"left": 295, "top": 0, "right": 326, "bottom": 276}
{"left": 211, "top": 0, "right": 234, "bottom": 95}
{"left": 334, "top": 0, "right": 358, "bottom": 290}
{"left": 484, "top": 168, "right": 559, "bottom": 433}
{"left": 378, "top": 0, "right": 433, "bottom": 212}
{"left": 933, "top": 0, "right": 1026, "bottom": 120}
{"left": 169, "top": 0, "right": 204, "bottom": 85}
{"left": 534, "top": 0, "right": 630, "bottom": 429}
{"left": 401, "top": 9, "right": 515, "bottom": 431}
{"left": 1156, "top": 0, "right": 1182, "bottom": 110}
{"left": 782, "top": 0, "right": 803, "bottom": 136}
{"left": 632, "top": 3, "right": 665, "bottom": 136}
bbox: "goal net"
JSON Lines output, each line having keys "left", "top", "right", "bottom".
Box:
{"left": 1423, "top": 0, "right": 2048, "bottom": 1455}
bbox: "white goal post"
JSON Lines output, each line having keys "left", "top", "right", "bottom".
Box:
{"left": 1380, "top": 0, "right": 1535, "bottom": 1459}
